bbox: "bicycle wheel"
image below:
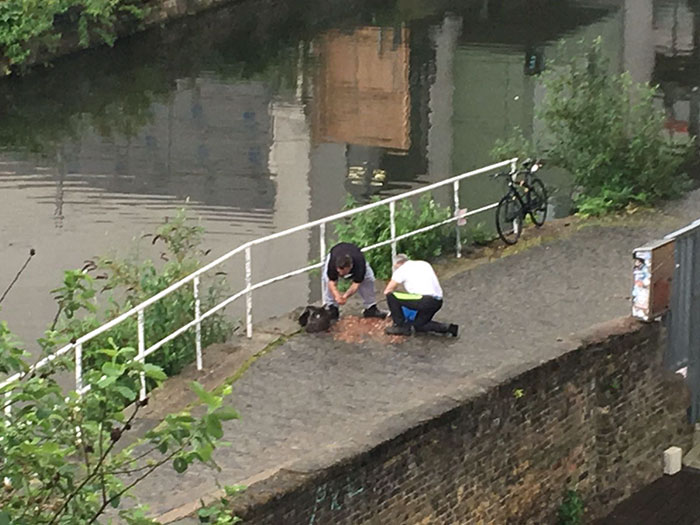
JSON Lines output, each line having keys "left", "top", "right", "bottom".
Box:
{"left": 528, "top": 177, "right": 548, "bottom": 227}
{"left": 496, "top": 193, "right": 524, "bottom": 245}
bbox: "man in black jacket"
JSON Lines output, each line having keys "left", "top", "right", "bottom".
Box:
{"left": 322, "top": 242, "right": 387, "bottom": 320}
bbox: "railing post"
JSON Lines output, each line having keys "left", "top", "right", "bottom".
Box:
{"left": 453, "top": 180, "right": 462, "bottom": 258}
{"left": 389, "top": 201, "right": 397, "bottom": 261}
{"left": 319, "top": 222, "right": 326, "bottom": 302}
{"left": 193, "top": 277, "right": 202, "bottom": 371}
{"left": 137, "top": 309, "right": 146, "bottom": 402}
{"left": 245, "top": 246, "right": 253, "bottom": 338}
{"left": 74, "top": 342, "right": 84, "bottom": 442}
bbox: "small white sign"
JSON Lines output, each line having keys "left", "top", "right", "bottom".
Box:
{"left": 664, "top": 446, "right": 682, "bottom": 475}
{"left": 455, "top": 208, "right": 468, "bottom": 226}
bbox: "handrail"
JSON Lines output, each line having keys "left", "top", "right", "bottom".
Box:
{"left": 0, "top": 158, "right": 517, "bottom": 405}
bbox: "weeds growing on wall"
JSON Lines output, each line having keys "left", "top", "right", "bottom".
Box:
{"left": 197, "top": 484, "right": 245, "bottom": 524}
{"left": 492, "top": 37, "right": 694, "bottom": 216}
{"left": 558, "top": 489, "right": 584, "bottom": 525}
{"left": 49, "top": 209, "right": 233, "bottom": 379}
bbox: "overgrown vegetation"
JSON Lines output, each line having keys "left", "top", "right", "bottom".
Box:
{"left": 463, "top": 221, "right": 495, "bottom": 247}
{"left": 334, "top": 194, "right": 454, "bottom": 279}
{"left": 492, "top": 38, "right": 694, "bottom": 216}
{"left": 0, "top": 0, "right": 147, "bottom": 73}
{"left": 197, "top": 484, "right": 245, "bottom": 524}
{"left": 558, "top": 489, "right": 584, "bottom": 525}
{"left": 50, "top": 209, "right": 233, "bottom": 378}
{"left": 0, "top": 319, "right": 239, "bottom": 524}
{"left": 0, "top": 208, "right": 243, "bottom": 523}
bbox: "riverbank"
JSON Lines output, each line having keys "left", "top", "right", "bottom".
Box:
{"left": 1, "top": 0, "right": 245, "bottom": 72}
{"left": 1, "top": 0, "right": 408, "bottom": 73}
{"left": 117, "top": 188, "right": 700, "bottom": 522}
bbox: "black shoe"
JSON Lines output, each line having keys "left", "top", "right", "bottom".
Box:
{"left": 327, "top": 305, "right": 339, "bottom": 321}
{"left": 385, "top": 324, "right": 412, "bottom": 336}
{"left": 363, "top": 304, "right": 388, "bottom": 319}
{"left": 448, "top": 324, "right": 459, "bottom": 337}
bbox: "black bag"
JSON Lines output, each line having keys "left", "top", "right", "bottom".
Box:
{"left": 298, "top": 306, "right": 332, "bottom": 333}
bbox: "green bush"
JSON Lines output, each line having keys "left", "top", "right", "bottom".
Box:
{"left": 493, "top": 38, "right": 694, "bottom": 215}
{"left": 0, "top": 0, "right": 147, "bottom": 73}
{"left": 0, "top": 320, "right": 237, "bottom": 524}
{"left": 334, "top": 194, "right": 452, "bottom": 280}
{"left": 491, "top": 126, "right": 538, "bottom": 162}
{"left": 50, "top": 209, "right": 233, "bottom": 379}
{"left": 464, "top": 221, "right": 496, "bottom": 247}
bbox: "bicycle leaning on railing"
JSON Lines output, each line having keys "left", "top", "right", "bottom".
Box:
{"left": 493, "top": 158, "right": 548, "bottom": 245}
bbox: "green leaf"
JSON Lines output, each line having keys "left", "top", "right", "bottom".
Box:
{"left": 195, "top": 442, "right": 214, "bottom": 462}
{"left": 96, "top": 348, "right": 118, "bottom": 358}
{"left": 190, "top": 381, "right": 220, "bottom": 410}
{"left": 205, "top": 414, "right": 223, "bottom": 439}
{"left": 173, "top": 456, "right": 188, "bottom": 473}
{"left": 143, "top": 363, "right": 167, "bottom": 381}
{"left": 0, "top": 511, "right": 10, "bottom": 525}
{"left": 101, "top": 362, "right": 124, "bottom": 377}
{"left": 116, "top": 385, "right": 136, "bottom": 401}
{"left": 198, "top": 506, "right": 215, "bottom": 519}
{"left": 96, "top": 375, "right": 117, "bottom": 388}
{"left": 224, "top": 484, "right": 246, "bottom": 496}
{"left": 212, "top": 406, "right": 239, "bottom": 421}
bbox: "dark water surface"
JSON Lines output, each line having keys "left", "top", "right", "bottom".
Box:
{"left": 0, "top": 0, "right": 697, "bottom": 349}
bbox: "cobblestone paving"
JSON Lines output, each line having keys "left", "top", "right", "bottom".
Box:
{"left": 140, "top": 193, "right": 700, "bottom": 520}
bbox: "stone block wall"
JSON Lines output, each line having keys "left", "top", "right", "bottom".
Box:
{"left": 228, "top": 318, "right": 692, "bottom": 524}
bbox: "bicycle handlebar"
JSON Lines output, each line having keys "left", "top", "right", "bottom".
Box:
{"left": 494, "top": 158, "right": 544, "bottom": 180}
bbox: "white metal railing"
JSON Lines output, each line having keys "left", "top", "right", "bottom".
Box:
{"left": 0, "top": 158, "right": 517, "bottom": 407}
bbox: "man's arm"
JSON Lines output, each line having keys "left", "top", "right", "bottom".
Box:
{"left": 328, "top": 280, "right": 346, "bottom": 305}
{"left": 383, "top": 279, "right": 399, "bottom": 296}
{"left": 342, "top": 281, "right": 361, "bottom": 301}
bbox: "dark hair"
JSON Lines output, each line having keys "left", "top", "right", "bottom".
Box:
{"left": 336, "top": 254, "right": 353, "bottom": 270}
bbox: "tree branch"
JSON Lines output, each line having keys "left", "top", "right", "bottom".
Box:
{"left": 87, "top": 448, "right": 181, "bottom": 524}
{"left": 47, "top": 401, "right": 142, "bottom": 525}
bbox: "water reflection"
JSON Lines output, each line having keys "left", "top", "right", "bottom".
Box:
{"left": 313, "top": 26, "right": 412, "bottom": 199}
{"left": 654, "top": 1, "right": 700, "bottom": 142}
{"left": 0, "top": 0, "right": 698, "bottom": 349}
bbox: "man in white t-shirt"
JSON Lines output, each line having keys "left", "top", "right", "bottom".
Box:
{"left": 382, "top": 254, "right": 458, "bottom": 337}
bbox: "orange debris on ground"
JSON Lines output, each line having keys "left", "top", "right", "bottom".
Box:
{"left": 331, "top": 316, "right": 405, "bottom": 344}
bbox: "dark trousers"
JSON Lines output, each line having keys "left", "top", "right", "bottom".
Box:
{"left": 385, "top": 293, "right": 451, "bottom": 333}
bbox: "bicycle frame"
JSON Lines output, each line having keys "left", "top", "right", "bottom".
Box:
{"left": 502, "top": 176, "right": 538, "bottom": 221}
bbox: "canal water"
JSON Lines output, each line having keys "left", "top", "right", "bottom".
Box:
{"left": 0, "top": 0, "right": 697, "bottom": 351}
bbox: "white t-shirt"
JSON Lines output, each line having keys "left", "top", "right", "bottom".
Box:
{"left": 391, "top": 260, "right": 443, "bottom": 298}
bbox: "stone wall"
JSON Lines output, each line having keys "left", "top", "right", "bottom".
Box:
{"left": 227, "top": 318, "right": 692, "bottom": 524}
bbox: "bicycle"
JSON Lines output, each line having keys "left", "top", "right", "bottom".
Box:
{"left": 494, "top": 159, "right": 548, "bottom": 245}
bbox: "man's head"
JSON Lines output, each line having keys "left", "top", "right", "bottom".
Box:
{"left": 336, "top": 254, "right": 353, "bottom": 277}
{"left": 393, "top": 253, "right": 409, "bottom": 271}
